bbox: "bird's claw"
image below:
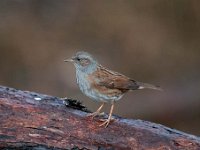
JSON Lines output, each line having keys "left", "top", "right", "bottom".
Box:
{"left": 86, "top": 112, "right": 98, "bottom": 119}
{"left": 99, "top": 118, "right": 115, "bottom": 127}
{"left": 87, "top": 112, "right": 105, "bottom": 119}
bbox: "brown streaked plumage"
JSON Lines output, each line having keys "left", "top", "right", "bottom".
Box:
{"left": 64, "top": 51, "right": 162, "bottom": 127}
{"left": 88, "top": 65, "right": 139, "bottom": 97}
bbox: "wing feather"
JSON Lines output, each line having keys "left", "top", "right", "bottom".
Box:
{"left": 90, "top": 65, "right": 140, "bottom": 91}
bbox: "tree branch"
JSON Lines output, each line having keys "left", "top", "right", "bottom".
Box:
{"left": 0, "top": 85, "right": 199, "bottom": 150}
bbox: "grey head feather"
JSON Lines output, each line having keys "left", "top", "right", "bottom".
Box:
{"left": 72, "top": 51, "right": 98, "bottom": 74}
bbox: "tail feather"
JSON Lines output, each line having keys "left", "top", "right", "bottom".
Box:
{"left": 136, "top": 81, "right": 162, "bottom": 91}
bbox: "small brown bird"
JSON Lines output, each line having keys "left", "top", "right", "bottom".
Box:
{"left": 64, "top": 51, "right": 161, "bottom": 127}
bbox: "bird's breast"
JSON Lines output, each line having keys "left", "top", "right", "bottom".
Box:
{"left": 76, "top": 71, "right": 123, "bottom": 102}
{"left": 76, "top": 71, "right": 90, "bottom": 94}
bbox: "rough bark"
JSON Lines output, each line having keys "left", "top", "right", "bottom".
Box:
{"left": 0, "top": 85, "right": 199, "bottom": 150}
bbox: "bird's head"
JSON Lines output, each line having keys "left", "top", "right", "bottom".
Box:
{"left": 64, "top": 51, "right": 98, "bottom": 73}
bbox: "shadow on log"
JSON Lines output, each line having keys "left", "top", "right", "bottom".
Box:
{"left": 0, "top": 85, "right": 200, "bottom": 150}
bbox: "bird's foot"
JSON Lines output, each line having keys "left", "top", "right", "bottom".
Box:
{"left": 99, "top": 118, "right": 115, "bottom": 127}
{"left": 87, "top": 112, "right": 104, "bottom": 119}
{"left": 86, "top": 112, "right": 98, "bottom": 118}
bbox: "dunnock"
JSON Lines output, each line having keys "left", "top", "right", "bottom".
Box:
{"left": 64, "top": 51, "right": 161, "bottom": 127}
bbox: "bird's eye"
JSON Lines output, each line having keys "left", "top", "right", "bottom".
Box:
{"left": 77, "top": 58, "right": 81, "bottom": 61}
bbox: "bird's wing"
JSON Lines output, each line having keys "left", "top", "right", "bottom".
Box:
{"left": 90, "top": 65, "right": 140, "bottom": 91}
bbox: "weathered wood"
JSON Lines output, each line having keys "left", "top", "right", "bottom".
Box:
{"left": 0, "top": 85, "right": 199, "bottom": 150}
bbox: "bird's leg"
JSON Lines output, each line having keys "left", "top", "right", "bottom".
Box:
{"left": 99, "top": 101, "right": 115, "bottom": 127}
{"left": 87, "top": 102, "right": 105, "bottom": 119}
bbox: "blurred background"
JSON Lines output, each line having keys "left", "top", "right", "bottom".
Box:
{"left": 0, "top": 0, "right": 200, "bottom": 136}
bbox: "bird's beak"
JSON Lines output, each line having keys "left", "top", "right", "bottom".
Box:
{"left": 64, "top": 58, "right": 73, "bottom": 62}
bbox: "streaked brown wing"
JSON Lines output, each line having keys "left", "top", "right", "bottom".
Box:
{"left": 90, "top": 65, "right": 140, "bottom": 91}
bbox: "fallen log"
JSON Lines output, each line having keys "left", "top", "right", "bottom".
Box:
{"left": 0, "top": 85, "right": 199, "bottom": 150}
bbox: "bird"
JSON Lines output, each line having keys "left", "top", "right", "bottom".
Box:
{"left": 64, "top": 51, "right": 162, "bottom": 127}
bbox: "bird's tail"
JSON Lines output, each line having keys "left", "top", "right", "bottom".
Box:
{"left": 136, "top": 81, "right": 162, "bottom": 91}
